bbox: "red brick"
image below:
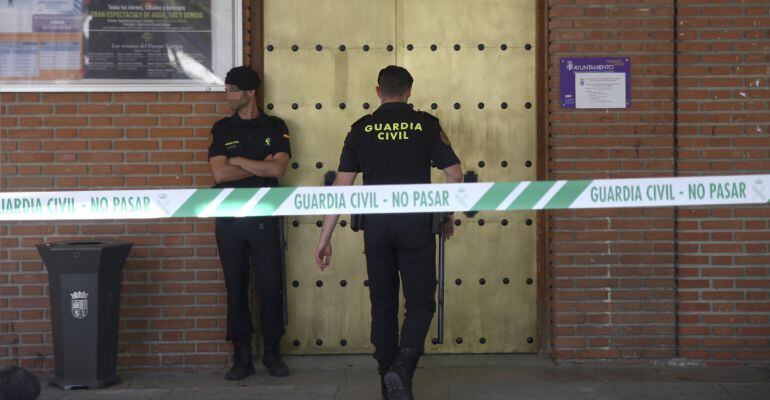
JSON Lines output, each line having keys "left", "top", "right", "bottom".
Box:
{"left": 77, "top": 104, "right": 123, "bottom": 114}
{"left": 148, "top": 104, "right": 192, "bottom": 114}
{"left": 113, "top": 116, "right": 158, "bottom": 126}
{"left": 8, "top": 105, "right": 53, "bottom": 114}
{"left": 114, "top": 93, "right": 158, "bottom": 102}
{"left": 42, "top": 116, "right": 88, "bottom": 127}
{"left": 42, "top": 93, "right": 87, "bottom": 103}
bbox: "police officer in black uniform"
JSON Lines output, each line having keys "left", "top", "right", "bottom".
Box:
{"left": 314, "top": 66, "right": 462, "bottom": 400}
{"left": 208, "top": 66, "right": 291, "bottom": 380}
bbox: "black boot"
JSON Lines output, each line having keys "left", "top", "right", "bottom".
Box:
{"left": 379, "top": 365, "right": 390, "bottom": 400}
{"left": 378, "top": 352, "right": 397, "bottom": 400}
{"left": 383, "top": 347, "right": 419, "bottom": 400}
{"left": 225, "top": 336, "right": 255, "bottom": 380}
{"left": 262, "top": 341, "right": 290, "bottom": 377}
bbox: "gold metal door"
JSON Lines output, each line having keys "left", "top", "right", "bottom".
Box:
{"left": 263, "top": 0, "right": 538, "bottom": 354}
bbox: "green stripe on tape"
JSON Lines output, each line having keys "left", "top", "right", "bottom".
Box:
{"left": 544, "top": 180, "right": 591, "bottom": 209}
{"left": 251, "top": 187, "right": 296, "bottom": 216}
{"left": 211, "top": 188, "right": 260, "bottom": 216}
{"left": 172, "top": 189, "right": 221, "bottom": 217}
{"left": 508, "top": 182, "right": 555, "bottom": 210}
{"left": 471, "top": 183, "right": 519, "bottom": 211}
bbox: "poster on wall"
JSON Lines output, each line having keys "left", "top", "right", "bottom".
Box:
{"left": 0, "top": 0, "right": 241, "bottom": 92}
{"left": 560, "top": 57, "right": 631, "bottom": 109}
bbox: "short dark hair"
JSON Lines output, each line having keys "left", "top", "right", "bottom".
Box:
{"left": 377, "top": 65, "right": 413, "bottom": 97}
{"left": 225, "top": 66, "right": 262, "bottom": 91}
{"left": 0, "top": 366, "right": 41, "bottom": 400}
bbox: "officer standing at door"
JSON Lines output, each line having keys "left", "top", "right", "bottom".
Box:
{"left": 314, "top": 65, "right": 462, "bottom": 400}
{"left": 208, "top": 66, "right": 291, "bottom": 380}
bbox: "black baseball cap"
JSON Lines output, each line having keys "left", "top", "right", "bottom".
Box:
{"left": 225, "top": 66, "right": 261, "bottom": 90}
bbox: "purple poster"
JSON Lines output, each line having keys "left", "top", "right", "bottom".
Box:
{"left": 560, "top": 57, "right": 631, "bottom": 109}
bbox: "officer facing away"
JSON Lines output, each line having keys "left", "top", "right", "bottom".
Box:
{"left": 208, "top": 66, "right": 291, "bottom": 380}
{"left": 315, "top": 65, "right": 462, "bottom": 400}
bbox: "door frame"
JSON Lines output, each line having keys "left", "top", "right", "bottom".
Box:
{"left": 248, "top": 0, "right": 553, "bottom": 358}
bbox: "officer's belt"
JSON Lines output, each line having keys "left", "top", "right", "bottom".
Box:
{"left": 1, "top": 174, "right": 768, "bottom": 221}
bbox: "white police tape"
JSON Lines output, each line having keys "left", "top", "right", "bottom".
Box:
{"left": 0, "top": 174, "right": 768, "bottom": 221}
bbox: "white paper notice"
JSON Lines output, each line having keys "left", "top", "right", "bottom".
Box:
{"left": 575, "top": 72, "right": 626, "bottom": 109}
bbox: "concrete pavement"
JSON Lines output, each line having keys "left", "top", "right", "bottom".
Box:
{"left": 37, "top": 354, "right": 770, "bottom": 400}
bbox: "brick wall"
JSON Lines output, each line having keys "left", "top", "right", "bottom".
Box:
{"left": 547, "top": 0, "right": 770, "bottom": 364}
{"left": 547, "top": 0, "right": 678, "bottom": 361}
{"left": 674, "top": 0, "right": 770, "bottom": 364}
{"left": 0, "top": 2, "right": 257, "bottom": 371}
{"left": 0, "top": 91, "right": 233, "bottom": 370}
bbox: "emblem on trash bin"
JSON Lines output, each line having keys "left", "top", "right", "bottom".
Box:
{"left": 70, "top": 291, "right": 89, "bottom": 319}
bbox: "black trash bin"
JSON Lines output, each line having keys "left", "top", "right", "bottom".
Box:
{"left": 36, "top": 240, "right": 132, "bottom": 390}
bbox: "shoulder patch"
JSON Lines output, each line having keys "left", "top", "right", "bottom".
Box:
{"left": 351, "top": 114, "right": 372, "bottom": 129}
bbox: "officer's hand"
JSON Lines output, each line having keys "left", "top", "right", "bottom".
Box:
{"left": 444, "top": 215, "right": 455, "bottom": 239}
{"left": 315, "top": 240, "right": 332, "bottom": 270}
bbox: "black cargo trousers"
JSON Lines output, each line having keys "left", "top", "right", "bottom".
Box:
{"left": 215, "top": 216, "right": 285, "bottom": 344}
{"left": 363, "top": 213, "right": 436, "bottom": 367}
